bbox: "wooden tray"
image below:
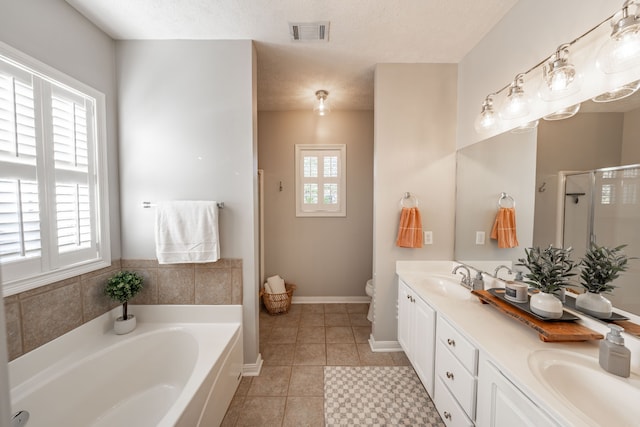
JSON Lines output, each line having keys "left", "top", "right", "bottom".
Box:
{"left": 472, "top": 289, "right": 604, "bottom": 342}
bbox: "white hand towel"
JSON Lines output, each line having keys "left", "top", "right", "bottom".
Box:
{"left": 264, "top": 282, "right": 273, "bottom": 294}
{"left": 267, "top": 275, "right": 286, "bottom": 294}
{"left": 155, "top": 201, "right": 220, "bottom": 264}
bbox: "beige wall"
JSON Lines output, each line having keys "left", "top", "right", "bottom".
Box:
{"left": 373, "top": 64, "right": 457, "bottom": 344}
{"left": 622, "top": 108, "right": 640, "bottom": 164}
{"left": 534, "top": 113, "right": 623, "bottom": 247}
{"left": 258, "top": 111, "right": 374, "bottom": 297}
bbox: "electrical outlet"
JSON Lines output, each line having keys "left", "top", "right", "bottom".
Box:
{"left": 476, "top": 231, "right": 485, "bottom": 245}
{"left": 424, "top": 231, "right": 433, "bottom": 245}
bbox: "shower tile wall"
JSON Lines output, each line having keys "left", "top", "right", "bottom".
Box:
{"left": 3, "top": 258, "right": 243, "bottom": 361}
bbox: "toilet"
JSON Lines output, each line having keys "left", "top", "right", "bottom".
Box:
{"left": 365, "top": 279, "right": 374, "bottom": 321}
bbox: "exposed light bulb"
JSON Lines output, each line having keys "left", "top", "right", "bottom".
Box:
{"left": 313, "top": 90, "right": 331, "bottom": 116}
{"left": 474, "top": 96, "right": 498, "bottom": 133}
{"left": 500, "top": 74, "right": 531, "bottom": 120}
{"left": 596, "top": 2, "right": 640, "bottom": 74}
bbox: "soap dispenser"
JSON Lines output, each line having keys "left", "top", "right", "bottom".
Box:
{"left": 599, "top": 324, "right": 631, "bottom": 378}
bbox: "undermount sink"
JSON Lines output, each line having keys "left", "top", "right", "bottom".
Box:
{"left": 528, "top": 349, "right": 640, "bottom": 426}
{"left": 423, "top": 275, "right": 474, "bottom": 300}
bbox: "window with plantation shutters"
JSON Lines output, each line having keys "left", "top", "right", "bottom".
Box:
{"left": 0, "top": 44, "right": 110, "bottom": 296}
{"left": 295, "top": 144, "right": 346, "bottom": 217}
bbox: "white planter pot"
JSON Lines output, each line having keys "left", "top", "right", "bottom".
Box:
{"left": 575, "top": 292, "right": 612, "bottom": 318}
{"left": 114, "top": 314, "right": 136, "bottom": 335}
{"left": 530, "top": 292, "right": 563, "bottom": 319}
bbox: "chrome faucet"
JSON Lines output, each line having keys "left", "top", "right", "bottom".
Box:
{"left": 493, "top": 265, "right": 513, "bottom": 278}
{"left": 452, "top": 265, "right": 472, "bottom": 288}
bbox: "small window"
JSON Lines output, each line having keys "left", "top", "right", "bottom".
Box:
{"left": 295, "top": 144, "right": 346, "bottom": 217}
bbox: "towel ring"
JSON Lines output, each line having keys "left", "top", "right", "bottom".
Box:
{"left": 400, "top": 192, "right": 419, "bottom": 208}
{"left": 498, "top": 192, "right": 515, "bottom": 208}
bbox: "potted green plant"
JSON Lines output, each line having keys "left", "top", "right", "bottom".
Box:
{"left": 575, "top": 243, "right": 631, "bottom": 318}
{"left": 517, "top": 245, "right": 576, "bottom": 319}
{"left": 105, "top": 270, "right": 143, "bottom": 334}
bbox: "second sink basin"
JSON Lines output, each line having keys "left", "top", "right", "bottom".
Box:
{"left": 528, "top": 349, "right": 640, "bottom": 426}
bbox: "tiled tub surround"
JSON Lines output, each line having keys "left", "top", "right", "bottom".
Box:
{"left": 4, "top": 258, "right": 243, "bottom": 360}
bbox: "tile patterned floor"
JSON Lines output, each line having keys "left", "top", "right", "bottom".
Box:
{"left": 221, "top": 303, "right": 414, "bottom": 426}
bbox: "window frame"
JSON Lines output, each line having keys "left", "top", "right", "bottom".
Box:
{"left": 295, "top": 144, "right": 346, "bottom": 217}
{"left": 0, "top": 42, "right": 111, "bottom": 297}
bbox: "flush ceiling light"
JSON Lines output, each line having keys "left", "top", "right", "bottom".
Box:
{"left": 592, "top": 79, "right": 640, "bottom": 102}
{"left": 597, "top": 0, "right": 640, "bottom": 74}
{"left": 539, "top": 44, "right": 581, "bottom": 101}
{"left": 500, "top": 74, "right": 532, "bottom": 120}
{"left": 313, "top": 90, "right": 331, "bottom": 116}
{"left": 474, "top": 95, "right": 498, "bottom": 133}
{"left": 543, "top": 103, "right": 581, "bottom": 121}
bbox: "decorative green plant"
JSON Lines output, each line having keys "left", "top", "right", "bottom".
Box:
{"left": 516, "top": 245, "right": 577, "bottom": 293}
{"left": 105, "top": 271, "right": 143, "bottom": 320}
{"left": 579, "top": 243, "right": 631, "bottom": 294}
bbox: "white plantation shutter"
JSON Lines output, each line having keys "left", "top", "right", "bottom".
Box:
{"left": 0, "top": 44, "right": 109, "bottom": 295}
{"left": 295, "top": 144, "right": 346, "bottom": 217}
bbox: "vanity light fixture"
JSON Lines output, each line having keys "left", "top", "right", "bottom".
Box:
{"left": 592, "top": 79, "right": 640, "bottom": 102}
{"left": 543, "top": 103, "right": 581, "bottom": 121}
{"left": 597, "top": 0, "right": 640, "bottom": 74}
{"left": 313, "top": 89, "right": 331, "bottom": 116}
{"left": 511, "top": 119, "right": 539, "bottom": 134}
{"left": 474, "top": 95, "right": 498, "bottom": 132}
{"left": 500, "top": 74, "right": 532, "bottom": 120}
{"left": 539, "top": 44, "right": 581, "bottom": 101}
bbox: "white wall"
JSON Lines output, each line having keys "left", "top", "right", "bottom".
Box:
{"left": 0, "top": 0, "right": 121, "bottom": 260}
{"left": 116, "top": 40, "right": 260, "bottom": 365}
{"left": 373, "top": 64, "right": 457, "bottom": 343}
{"left": 258, "top": 111, "right": 374, "bottom": 298}
{"left": 458, "top": 0, "right": 627, "bottom": 149}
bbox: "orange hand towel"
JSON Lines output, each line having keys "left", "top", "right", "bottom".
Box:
{"left": 490, "top": 207, "right": 519, "bottom": 248}
{"left": 396, "top": 207, "right": 423, "bottom": 248}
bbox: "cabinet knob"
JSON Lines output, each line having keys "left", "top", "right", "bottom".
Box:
{"left": 446, "top": 371, "right": 454, "bottom": 380}
{"left": 444, "top": 411, "right": 452, "bottom": 420}
{"left": 447, "top": 338, "right": 456, "bottom": 347}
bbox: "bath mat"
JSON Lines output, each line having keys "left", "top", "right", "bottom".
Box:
{"left": 324, "top": 366, "right": 444, "bottom": 426}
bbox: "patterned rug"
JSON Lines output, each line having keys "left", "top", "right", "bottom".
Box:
{"left": 324, "top": 366, "right": 445, "bottom": 426}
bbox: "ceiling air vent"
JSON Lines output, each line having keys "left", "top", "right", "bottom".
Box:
{"left": 289, "top": 21, "right": 330, "bottom": 42}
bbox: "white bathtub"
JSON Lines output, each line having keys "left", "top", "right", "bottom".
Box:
{"left": 9, "top": 305, "right": 243, "bottom": 427}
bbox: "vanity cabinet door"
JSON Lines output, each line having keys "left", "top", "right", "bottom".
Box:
{"left": 477, "top": 356, "right": 559, "bottom": 427}
{"left": 398, "top": 280, "right": 436, "bottom": 396}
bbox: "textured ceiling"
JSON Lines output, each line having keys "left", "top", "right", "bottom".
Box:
{"left": 64, "top": 0, "right": 518, "bottom": 111}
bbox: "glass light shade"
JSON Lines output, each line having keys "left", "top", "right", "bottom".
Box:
{"left": 500, "top": 87, "right": 531, "bottom": 120}
{"left": 474, "top": 97, "right": 498, "bottom": 133}
{"left": 543, "top": 103, "right": 581, "bottom": 121}
{"left": 313, "top": 90, "right": 331, "bottom": 116}
{"left": 545, "top": 61, "right": 576, "bottom": 92}
{"left": 511, "top": 120, "right": 539, "bottom": 134}
{"left": 596, "top": 6, "right": 640, "bottom": 74}
{"left": 592, "top": 79, "right": 640, "bottom": 102}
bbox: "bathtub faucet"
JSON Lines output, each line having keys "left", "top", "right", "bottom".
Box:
{"left": 452, "top": 265, "right": 472, "bottom": 288}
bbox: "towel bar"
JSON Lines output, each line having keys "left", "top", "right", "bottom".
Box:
{"left": 142, "top": 201, "right": 224, "bottom": 209}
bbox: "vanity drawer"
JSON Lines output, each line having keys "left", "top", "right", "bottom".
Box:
{"left": 434, "top": 377, "right": 474, "bottom": 427}
{"left": 437, "top": 316, "right": 478, "bottom": 374}
{"left": 436, "top": 340, "right": 476, "bottom": 418}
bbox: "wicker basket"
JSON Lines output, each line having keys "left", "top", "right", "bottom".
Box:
{"left": 260, "top": 283, "right": 296, "bottom": 315}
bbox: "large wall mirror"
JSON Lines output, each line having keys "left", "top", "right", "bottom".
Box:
{"left": 455, "top": 87, "right": 640, "bottom": 329}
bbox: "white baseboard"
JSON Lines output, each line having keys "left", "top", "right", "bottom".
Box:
{"left": 368, "top": 334, "right": 402, "bottom": 352}
{"left": 292, "top": 296, "right": 371, "bottom": 304}
{"left": 242, "top": 353, "right": 263, "bottom": 376}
